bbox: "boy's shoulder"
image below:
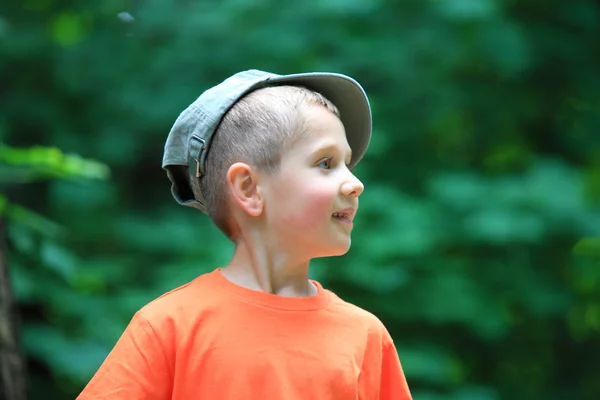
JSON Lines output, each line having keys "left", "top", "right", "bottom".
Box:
{"left": 133, "top": 271, "right": 219, "bottom": 325}
{"left": 327, "top": 289, "right": 394, "bottom": 340}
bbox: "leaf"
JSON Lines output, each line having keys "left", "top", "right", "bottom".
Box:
{"left": 2, "top": 198, "right": 66, "bottom": 237}
{"left": 399, "top": 345, "right": 462, "bottom": 384}
{"left": 432, "top": 0, "right": 499, "bottom": 21}
{"left": 0, "top": 145, "right": 110, "bottom": 183}
{"left": 463, "top": 208, "right": 544, "bottom": 244}
{"left": 22, "top": 324, "right": 110, "bottom": 382}
{"left": 50, "top": 12, "right": 86, "bottom": 47}
{"left": 39, "top": 240, "right": 78, "bottom": 282}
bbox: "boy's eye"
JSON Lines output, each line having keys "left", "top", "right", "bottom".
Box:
{"left": 318, "top": 158, "right": 332, "bottom": 169}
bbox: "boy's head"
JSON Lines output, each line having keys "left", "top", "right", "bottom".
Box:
{"left": 193, "top": 85, "right": 341, "bottom": 237}
{"left": 162, "top": 70, "right": 371, "bottom": 249}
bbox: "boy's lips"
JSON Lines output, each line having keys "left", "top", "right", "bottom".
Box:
{"left": 331, "top": 207, "right": 356, "bottom": 222}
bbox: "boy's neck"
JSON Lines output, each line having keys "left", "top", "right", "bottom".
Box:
{"left": 220, "top": 240, "right": 317, "bottom": 298}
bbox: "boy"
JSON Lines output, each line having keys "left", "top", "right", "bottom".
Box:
{"left": 78, "top": 69, "right": 412, "bottom": 399}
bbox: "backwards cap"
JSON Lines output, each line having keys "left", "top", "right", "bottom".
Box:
{"left": 162, "top": 69, "right": 372, "bottom": 214}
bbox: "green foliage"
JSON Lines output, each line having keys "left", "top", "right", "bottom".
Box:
{"left": 2, "top": 0, "right": 600, "bottom": 399}
{"left": 0, "top": 145, "right": 110, "bottom": 183}
{"left": 0, "top": 145, "right": 109, "bottom": 237}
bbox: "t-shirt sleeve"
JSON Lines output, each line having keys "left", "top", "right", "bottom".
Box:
{"left": 380, "top": 340, "right": 412, "bottom": 400}
{"left": 77, "top": 311, "right": 173, "bottom": 400}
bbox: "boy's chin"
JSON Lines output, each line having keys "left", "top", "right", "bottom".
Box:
{"left": 318, "top": 241, "right": 352, "bottom": 258}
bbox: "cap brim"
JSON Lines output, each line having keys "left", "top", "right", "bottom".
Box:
{"left": 266, "top": 72, "right": 371, "bottom": 169}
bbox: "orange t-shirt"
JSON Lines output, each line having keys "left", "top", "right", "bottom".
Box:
{"left": 78, "top": 268, "right": 412, "bottom": 399}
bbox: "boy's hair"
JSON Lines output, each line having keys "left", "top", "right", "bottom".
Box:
{"left": 191, "top": 86, "right": 340, "bottom": 239}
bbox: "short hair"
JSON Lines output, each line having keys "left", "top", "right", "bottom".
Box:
{"left": 189, "top": 85, "right": 340, "bottom": 239}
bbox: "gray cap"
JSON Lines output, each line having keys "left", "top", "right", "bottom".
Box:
{"left": 162, "top": 69, "right": 372, "bottom": 213}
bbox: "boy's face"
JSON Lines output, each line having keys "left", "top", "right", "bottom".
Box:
{"left": 260, "top": 105, "right": 364, "bottom": 258}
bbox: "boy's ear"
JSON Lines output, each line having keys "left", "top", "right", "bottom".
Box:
{"left": 226, "top": 163, "right": 263, "bottom": 217}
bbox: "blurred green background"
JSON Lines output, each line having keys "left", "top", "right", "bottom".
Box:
{"left": 2, "top": 0, "right": 600, "bottom": 399}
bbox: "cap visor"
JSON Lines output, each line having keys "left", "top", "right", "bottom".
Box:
{"left": 266, "top": 72, "right": 371, "bottom": 168}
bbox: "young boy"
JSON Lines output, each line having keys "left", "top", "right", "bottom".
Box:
{"left": 78, "top": 69, "right": 412, "bottom": 399}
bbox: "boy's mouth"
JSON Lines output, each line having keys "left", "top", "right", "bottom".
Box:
{"left": 332, "top": 208, "right": 356, "bottom": 225}
{"left": 332, "top": 212, "right": 350, "bottom": 220}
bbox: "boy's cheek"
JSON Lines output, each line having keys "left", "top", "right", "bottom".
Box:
{"left": 272, "top": 196, "right": 326, "bottom": 231}
{"left": 296, "top": 190, "right": 336, "bottom": 229}
{"left": 269, "top": 177, "right": 336, "bottom": 230}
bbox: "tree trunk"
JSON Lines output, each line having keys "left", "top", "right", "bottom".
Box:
{"left": 0, "top": 218, "right": 26, "bottom": 400}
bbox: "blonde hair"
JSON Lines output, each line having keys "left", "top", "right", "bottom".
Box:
{"left": 191, "top": 85, "right": 340, "bottom": 239}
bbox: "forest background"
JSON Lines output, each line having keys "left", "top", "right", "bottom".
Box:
{"left": 1, "top": 1, "right": 600, "bottom": 399}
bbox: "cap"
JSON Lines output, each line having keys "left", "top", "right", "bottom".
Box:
{"left": 162, "top": 69, "right": 372, "bottom": 213}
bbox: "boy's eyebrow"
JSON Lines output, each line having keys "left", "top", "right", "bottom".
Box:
{"left": 312, "top": 143, "right": 352, "bottom": 163}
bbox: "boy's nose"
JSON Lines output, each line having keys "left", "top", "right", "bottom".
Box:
{"left": 341, "top": 174, "right": 364, "bottom": 198}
